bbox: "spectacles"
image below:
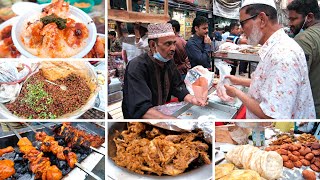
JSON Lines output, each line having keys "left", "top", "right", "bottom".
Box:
{"left": 240, "top": 14, "right": 259, "bottom": 27}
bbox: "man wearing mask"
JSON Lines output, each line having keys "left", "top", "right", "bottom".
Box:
{"left": 287, "top": 0, "right": 320, "bottom": 118}
{"left": 186, "top": 16, "right": 212, "bottom": 69}
{"left": 220, "top": 0, "right": 315, "bottom": 119}
{"left": 122, "top": 23, "right": 206, "bottom": 119}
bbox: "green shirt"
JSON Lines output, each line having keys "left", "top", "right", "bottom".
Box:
{"left": 294, "top": 23, "right": 320, "bottom": 118}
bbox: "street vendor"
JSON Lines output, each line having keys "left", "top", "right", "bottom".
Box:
{"left": 221, "top": 0, "right": 316, "bottom": 119}
{"left": 122, "top": 23, "right": 206, "bottom": 119}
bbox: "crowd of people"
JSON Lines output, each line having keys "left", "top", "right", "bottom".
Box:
{"left": 108, "top": 0, "right": 320, "bottom": 119}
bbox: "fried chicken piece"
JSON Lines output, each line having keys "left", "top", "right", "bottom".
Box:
{"left": 41, "top": 0, "right": 69, "bottom": 19}
{"left": 64, "top": 20, "right": 89, "bottom": 47}
{"left": 0, "top": 159, "right": 15, "bottom": 179}
{"left": 0, "top": 146, "right": 14, "bottom": 156}
{"left": 113, "top": 123, "right": 211, "bottom": 176}
{"left": 0, "top": 25, "right": 12, "bottom": 40}
{"left": 84, "top": 36, "right": 105, "bottom": 58}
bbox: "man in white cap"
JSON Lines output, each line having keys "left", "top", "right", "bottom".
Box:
{"left": 221, "top": 0, "right": 315, "bottom": 119}
{"left": 122, "top": 23, "right": 206, "bottom": 119}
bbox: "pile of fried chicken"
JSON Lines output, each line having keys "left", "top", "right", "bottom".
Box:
{"left": 112, "top": 122, "right": 211, "bottom": 176}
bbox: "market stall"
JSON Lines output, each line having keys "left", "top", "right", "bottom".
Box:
{"left": 0, "top": 122, "right": 105, "bottom": 180}
{"left": 212, "top": 43, "right": 261, "bottom": 78}
{"left": 215, "top": 122, "right": 320, "bottom": 180}
{"left": 0, "top": 0, "right": 105, "bottom": 58}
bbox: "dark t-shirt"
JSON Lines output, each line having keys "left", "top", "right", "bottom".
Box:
{"left": 294, "top": 23, "right": 320, "bottom": 118}
{"left": 122, "top": 53, "right": 189, "bottom": 119}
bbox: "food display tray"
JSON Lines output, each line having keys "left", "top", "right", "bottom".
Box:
{"left": 172, "top": 101, "right": 238, "bottom": 119}
{"left": 0, "top": 122, "right": 105, "bottom": 180}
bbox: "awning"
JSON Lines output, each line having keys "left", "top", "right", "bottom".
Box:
{"left": 213, "top": 0, "right": 241, "bottom": 20}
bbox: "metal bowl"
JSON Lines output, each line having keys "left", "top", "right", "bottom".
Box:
{"left": 0, "top": 62, "right": 99, "bottom": 119}
{"left": 107, "top": 122, "right": 213, "bottom": 180}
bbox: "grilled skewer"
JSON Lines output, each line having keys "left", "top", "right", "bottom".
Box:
{"left": 0, "top": 146, "right": 14, "bottom": 156}
{"left": 37, "top": 122, "right": 105, "bottom": 156}
{"left": 6, "top": 123, "right": 63, "bottom": 180}
{"left": 23, "top": 123, "right": 102, "bottom": 180}
{"left": 57, "top": 123, "right": 105, "bottom": 148}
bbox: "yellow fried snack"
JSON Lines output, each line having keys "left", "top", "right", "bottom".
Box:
{"left": 219, "top": 169, "right": 261, "bottom": 180}
{"left": 215, "top": 163, "right": 235, "bottom": 180}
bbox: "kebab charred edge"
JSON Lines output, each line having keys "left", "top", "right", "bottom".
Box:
{"left": 0, "top": 123, "right": 105, "bottom": 180}
{"left": 112, "top": 122, "right": 212, "bottom": 176}
{"left": 35, "top": 132, "right": 78, "bottom": 168}
{"left": 54, "top": 123, "right": 105, "bottom": 149}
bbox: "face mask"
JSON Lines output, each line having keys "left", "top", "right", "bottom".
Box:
{"left": 299, "top": 16, "right": 307, "bottom": 34}
{"left": 153, "top": 52, "right": 170, "bottom": 62}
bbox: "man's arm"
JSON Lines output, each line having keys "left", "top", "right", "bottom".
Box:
{"left": 294, "top": 36, "right": 313, "bottom": 71}
{"left": 186, "top": 40, "right": 211, "bottom": 68}
{"left": 233, "top": 88, "right": 272, "bottom": 119}
{"left": 142, "top": 108, "right": 176, "bottom": 119}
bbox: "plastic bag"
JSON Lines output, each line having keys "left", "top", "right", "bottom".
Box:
{"left": 215, "top": 60, "right": 234, "bottom": 102}
{"left": 184, "top": 66, "right": 214, "bottom": 104}
{"left": 0, "top": 62, "right": 36, "bottom": 103}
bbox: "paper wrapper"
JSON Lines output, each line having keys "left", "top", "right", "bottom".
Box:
{"left": 147, "top": 121, "right": 213, "bottom": 144}
{"left": 228, "top": 125, "right": 251, "bottom": 145}
{"left": 154, "top": 102, "right": 188, "bottom": 116}
{"left": 192, "top": 77, "right": 208, "bottom": 105}
{"left": 185, "top": 66, "right": 214, "bottom": 103}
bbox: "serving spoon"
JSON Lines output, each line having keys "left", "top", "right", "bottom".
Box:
{"left": 45, "top": 79, "right": 67, "bottom": 91}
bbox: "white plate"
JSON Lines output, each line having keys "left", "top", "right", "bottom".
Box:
{"left": 11, "top": 2, "right": 40, "bottom": 16}
{"left": 12, "top": 3, "right": 97, "bottom": 58}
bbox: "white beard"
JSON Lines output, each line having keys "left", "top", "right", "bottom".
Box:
{"left": 247, "top": 23, "right": 263, "bottom": 46}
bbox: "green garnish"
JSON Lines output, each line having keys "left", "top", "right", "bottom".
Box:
{"left": 40, "top": 14, "right": 67, "bottom": 30}
{"left": 22, "top": 82, "right": 53, "bottom": 113}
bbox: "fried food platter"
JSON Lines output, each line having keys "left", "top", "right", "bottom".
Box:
{"left": 107, "top": 122, "right": 212, "bottom": 180}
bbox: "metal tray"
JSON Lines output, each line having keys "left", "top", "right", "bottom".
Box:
{"left": 173, "top": 101, "right": 238, "bottom": 119}
{"left": 107, "top": 122, "right": 213, "bottom": 180}
{"left": 0, "top": 122, "right": 106, "bottom": 180}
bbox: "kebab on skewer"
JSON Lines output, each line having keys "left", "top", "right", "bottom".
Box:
{"left": 0, "top": 159, "right": 15, "bottom": 179}
{"left": 0, "top": 146, "right": 16, "bottom": 179}
{"left": 22, "top": 122, "right": 102, "bottom": 180}
{"left": 0, "top": 146, "right": 14, "bottom": 157}
{"left": 56, "top": 123, "right": 104, "bottom": 148}
{"left": 35, "top": 131, "right": 78, "bottom": 168}
{"left": 17, "top": 137, "right": 62, "bottom": 180}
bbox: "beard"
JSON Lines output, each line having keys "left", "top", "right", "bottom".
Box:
{"left": 291, "top": 19, "right": 306, "bottom": 36}
{"left": 247, "top": 23, "right": 263, "bottom": 46}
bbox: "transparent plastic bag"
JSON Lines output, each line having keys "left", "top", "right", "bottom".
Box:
{"left": 184, "top": 66, "right": 214, "bottom": 104}
{"left": 0, "top": 62, "right": 36, "bottom": 103}
{"left": 215, "top": 60, "right": 234, "bottom": 102}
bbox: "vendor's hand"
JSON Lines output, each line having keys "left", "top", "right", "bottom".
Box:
{"left": 224, "top": 84, "right": 238, "bottom": 98}
{"left": 191, "top": 96, "right": 208, "bottom": 106}
{"left": 225, "top": 75, "right": 242, "bottom": 85}
{"left": 204, "top": 35, "right": 212, "bottom": 44}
